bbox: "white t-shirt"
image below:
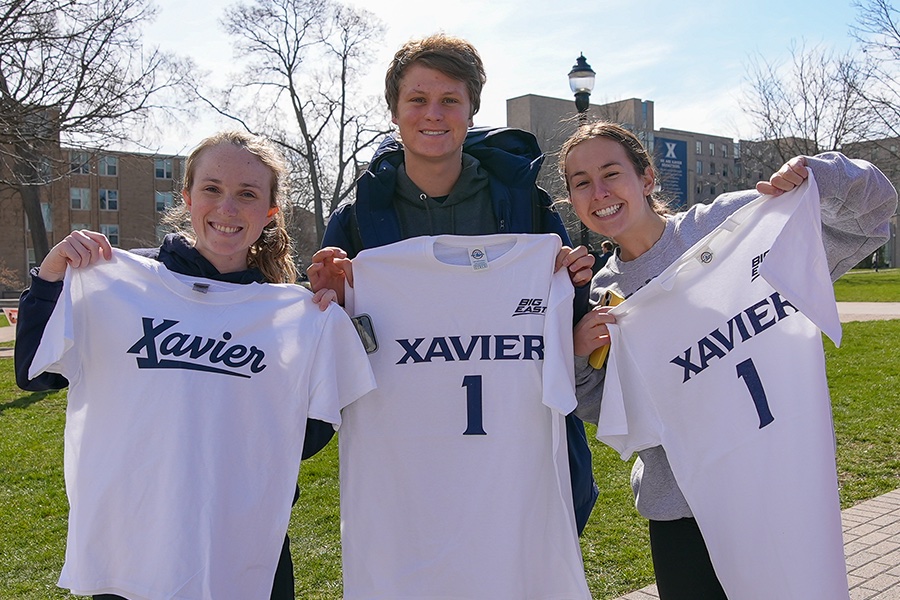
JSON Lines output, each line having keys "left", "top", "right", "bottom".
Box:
{"left": 341, "top": 234, "right": 591, "bottom": 600}
{"left": 31, "top": 250, "right": 375, "bottom": 600}
{"left": 598, "top": 175, "right": 849, "bottom": 599}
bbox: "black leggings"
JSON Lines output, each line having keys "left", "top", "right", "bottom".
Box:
{"left": 649, "top": 518, "right": 728, "bottom": 600}
{"left": 93, "top": 534, "right": 295, "bottom": 600}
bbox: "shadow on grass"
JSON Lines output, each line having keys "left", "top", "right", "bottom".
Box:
{"left": 0, "top": 390, "right": 54, "bottom": 414}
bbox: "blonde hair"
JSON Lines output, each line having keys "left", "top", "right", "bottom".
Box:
{"left": 384, "top": 33, "right": 486, "bottom": 118}
{"left": 558, "top": 121, "right": 670, "bottom": 215}
{"left": 165, "top": 131, "right": 297, "bottom": 283}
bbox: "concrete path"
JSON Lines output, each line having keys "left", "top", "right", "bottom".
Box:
{"left": 615, "top": 489, "right": 900, "bottom": 599}
{"left": 838, "top": 302, "right": 900, "bottom": 322}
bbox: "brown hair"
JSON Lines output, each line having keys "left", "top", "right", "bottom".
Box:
{"left": 384, "top": 33, "right": 486, "bottom": 118}
{"left": 166, "top": 131, "right": 297, "bottom": 283}
{"left": 558, "top": 121, "right": 670, "bottom": 215}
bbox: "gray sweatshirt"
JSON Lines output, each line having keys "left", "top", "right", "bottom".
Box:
{"left": 393, "top": 154, "right": 495, "bottom": 238}
{"left": 574, "top": 152, "right": 898, "bottom": 521}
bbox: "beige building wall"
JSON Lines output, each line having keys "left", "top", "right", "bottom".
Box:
{"left": 506, "top": 94, "right": 655, "bottom": 247}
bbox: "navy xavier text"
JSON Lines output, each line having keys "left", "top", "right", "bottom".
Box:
{"left": 127, "top": 317, "right": 267, "bottom": 378}
{"left": 395, "top": 334, "right": 544, "bottom": 365}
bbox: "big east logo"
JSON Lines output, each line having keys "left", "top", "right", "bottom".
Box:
{"left": 513, "top": 298, "right": 546, "bottom": 317}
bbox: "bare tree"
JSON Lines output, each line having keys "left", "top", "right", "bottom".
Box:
{"left": 0, "top": 0, "right": 191, "bottom": 263}
{"left": 851, "top": 0, "right": 900, "bottom": 139}
{"left": 207, "top": 0, "right": 391, "bottom": 250}
{"left": 740, "top": 41, "right": 881, "bottom": 172}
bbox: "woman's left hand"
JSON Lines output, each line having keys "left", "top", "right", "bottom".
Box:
{"left": 756, "top": 156, "right": 808, "bottom": 196}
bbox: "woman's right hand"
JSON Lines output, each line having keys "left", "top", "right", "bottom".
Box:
{"left": 38, "top": 230, "right": 113, "bottom": 282}
{"left": 307, "top": 246, "right": 353, "bottom": 307}
{"left": 574, "top": 304, "right": 617, "bottom": 357}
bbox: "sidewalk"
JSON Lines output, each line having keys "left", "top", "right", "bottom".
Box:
{"left": 615, "top": 489, "right": 900, "bottom": 599}
{"left": 0, "top": 322, "right": 14, "bottom": 357}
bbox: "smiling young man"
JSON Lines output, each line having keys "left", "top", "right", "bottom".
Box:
{"left": 309, "top": 33, "right": 599, "bottom": 597}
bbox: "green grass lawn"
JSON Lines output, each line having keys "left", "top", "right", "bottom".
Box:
{"left": 833, "top": 268, "right": 900, "bottom": 301}
{"left": 1, "top": 317, "right": 898, "bottom": 598}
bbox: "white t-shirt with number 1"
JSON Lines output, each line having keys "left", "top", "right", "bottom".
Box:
{"left": 598, "top": 174, "right": 849, "bottom": 600}
{"left": 341, "top": 233, "right": 591, "bottom": 600}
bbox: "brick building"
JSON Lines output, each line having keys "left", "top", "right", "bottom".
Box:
{"left": 0, "top": 147, "right": 184, "bottom": 294}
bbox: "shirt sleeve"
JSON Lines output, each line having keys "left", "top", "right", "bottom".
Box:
{"left": 28, "top": 268, "right": 79, "bottom": 383}
{"left": 541, "top": 266, "right": 576, "bottom": 415}
{"left": 596, "top": 319, "right": 663, "bottom": 460}
{"left": 306, "top": 302, "right": 376, "bottom": 427}
{"left": 806, "top": 152, "right": 898, "bottom": 279}
{"left": 760, "top": 172, "right": 843, "bottom": 346}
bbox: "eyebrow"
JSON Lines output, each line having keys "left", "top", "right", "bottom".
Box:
{"left": 568, "top": 161, "right": 623, "bottom": 180}
{"left": 200, "top": 177, "right": 263, "bottom": 190}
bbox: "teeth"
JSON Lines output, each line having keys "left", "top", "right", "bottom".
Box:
{"left": 422, "top": 130, "right": 446, "bottom": 136}
{"left": 594, "top": 204, "right": 621, "bottom": 218}
{"left": 212, "top": 223, "right": 241, "bottom": 234}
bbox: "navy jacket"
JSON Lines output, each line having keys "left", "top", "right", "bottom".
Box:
{"left": 323, "top": 126, "right": 598, "bottom": 534}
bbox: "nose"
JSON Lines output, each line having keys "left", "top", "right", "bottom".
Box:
{"left": 218, "top": 193, "right": 239, "bottom": 216}
{"left": 592, "top": 181, "right": 611, "bottom": 201}
{"left": 424, "top": 101, "right": 443, "bottom": 121}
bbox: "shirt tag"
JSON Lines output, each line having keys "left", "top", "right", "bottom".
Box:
{"left": 696, "top": 247, "right": 714, "bottom": 265}
{"left": 468, "top": 246, "right": 489, "bottom": 271}
{"left": 192, "top": 282, "right": 210, "bottom": 293}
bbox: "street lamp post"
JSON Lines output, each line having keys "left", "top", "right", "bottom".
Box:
{"left": 568, "top": 53, "right": 595, "bottom": 247}
{"left": 568, "top": 53, "right": 595, "bottom": 118}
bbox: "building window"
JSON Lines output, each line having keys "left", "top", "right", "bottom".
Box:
{"left": 696, "top": 160, "right": 703, "bottom": 175}
{"left": 710, "top": 185, "right": 716, "bottom": 196}
{"left": 42, "top": 202, "right": 53, "bottom": 232}
{"left": 733, "top": 143, "right": 740, "bottom": 159}
{"left": 695, "top": 141, "right": 702, "bottom": 155}
{"left": 100, "top": 224, "right": 120, "bottom": 246}
{"left": 100, "top": 189, "right": 119, "bottom": 211}
{"left": 155, "top": 191, "right": 174, "bottom": 212}
{"left": 99, "top": 155, "right": 118, "bottom": 177}
{"left": 709, "top": 142, "right": 715, "bottom": 157}
{"left": 70, "top": 188, "right": 91, "bottom": 210}
{"left": 722, "top": 164, "right": 728, "bottom": 177}
{"left": 155, "top": 158, "right": 173, "bottom": 179}
{"left": 721, "top": 144, "right": 728, "bottom": 158}
{"left": 70, "top": 151, "right": 90, "bottom": 174}
{"left": 71, "top": 222, "right": 91, "bottom": 232}
{"left": 710, "top": 162, "right": 716, "bottom": 177}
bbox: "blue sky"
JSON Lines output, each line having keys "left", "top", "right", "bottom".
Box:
{"left": 145, "top": 0, "right": 865, "bottom": 154}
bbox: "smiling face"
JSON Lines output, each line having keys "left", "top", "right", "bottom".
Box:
{"left": 391, "top": 63, "right": 473, "bottom": 172}
{"left": 182, "top": 143, "right": 277, "bottom": 274}
{"left": 565, "top": 136, "right": 660, "bottom": 251}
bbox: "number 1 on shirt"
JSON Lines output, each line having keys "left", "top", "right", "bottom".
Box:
{"left": 461, "top": 375, "right": 487, "bottom": 435}
{"left": 736, "top": 358, "right": 775, "bottom": 429}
